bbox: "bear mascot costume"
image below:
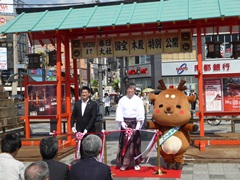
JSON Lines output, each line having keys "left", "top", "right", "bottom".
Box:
{"left": 145, "top": 79, "right": 198, "bottom": 170}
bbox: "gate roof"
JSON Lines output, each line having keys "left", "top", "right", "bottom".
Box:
{"left": 0, "top": 0, "right": 239, "bottom": 45}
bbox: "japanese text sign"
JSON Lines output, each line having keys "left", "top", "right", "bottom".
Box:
{"left": 163, "top": 33, "right": 181, "bottom": 53}
{"left": 130, "top": 35, "right": 146, "bottom": 55}
{"left": 81, "top": 39, "right": 97, "bottom": 58}
{"left": 113, "top": 37, "right": 129, "bottom": 57}
{"left": 73, "top": 32, "right": 191, "bottom": 58}
{"left": 97, "top": 38, "right": 113, "bottom": 57}
{"left": 146, "top": 35, "right": 163, "bottom": 54}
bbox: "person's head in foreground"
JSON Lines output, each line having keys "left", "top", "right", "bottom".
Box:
{"left": 82, "top": 134, "right": 102, "bottom": 158}
{"left": 24, "top": 161, "right": 49, "bottom": 180}
{"left": 39, "top": 136, "right": 58, "bottom": 160}
{"left": 1, "top": 133, "right": 22, "bottom": 158}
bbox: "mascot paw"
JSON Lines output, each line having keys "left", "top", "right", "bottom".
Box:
{"left": 164, "top": 162, "right": 173, "bottom": 170}
{"left": 193, "top": 124, "right": 199, "bottom": 132}
{"left": 172, "top": 162, "right": 183, "bottom": 170}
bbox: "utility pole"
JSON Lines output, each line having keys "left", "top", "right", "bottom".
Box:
{"left": 12, "top": 34, "right": 18, "bottom": 95}
{"left": 42, "top": 54, "right": 46, "bottom": 81}
{"left": 18, "top": 69, "right": 22, "bottom": 96}
{"left": 120, "top": 57, "right": 129, "bottom": 95}
{"left": 125, "top": 56, "right": 129, "bottom": 89}
{"left": 87, "top": 59, "right": 91, "bottom": 88}
{"left": 98, "top": 58, "right": 104, "bottom": 116}
{"left": 119, "top": 57, "right": 125, "bottom": 95}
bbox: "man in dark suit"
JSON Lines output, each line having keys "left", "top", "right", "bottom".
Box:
{"left": 70, "top": 134, "right": 113, "bottom": 180}
{"left": 71, "top": 86, "right": 98, "bottom": 134}
{"left": 40, "top": 137, "right": 70, "bottom": 180}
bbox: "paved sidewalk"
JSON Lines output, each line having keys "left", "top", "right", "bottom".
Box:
{"left": 55, "top": 120, "right": 240, "bottom": 180}
{"left": 20, "top": 103, "right": 240, "bottom": 179}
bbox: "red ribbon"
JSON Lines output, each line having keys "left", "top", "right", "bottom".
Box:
{"left": 74, "top": 132, "right": 85, "bottom": 161}
{"left": 99, "top": 130, "right": 106, "bottom": 162}
{"left": 71, "top": 129, "right": 158, "bottom": 161}
{"left": 122, "top": 128, "right": 133, "bottom": 156}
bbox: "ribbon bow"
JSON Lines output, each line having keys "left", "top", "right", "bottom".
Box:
{"left": 122, "top": 128, "right": 133, "bottom": 156}
{"left": 75, "top": 132, "right": 85, "bottom": 161}
{"left": 125, "top": 128, "right": 133, "bottom": 137}
{"left": 76, "top": 132, "right": 84, "bottom": 140}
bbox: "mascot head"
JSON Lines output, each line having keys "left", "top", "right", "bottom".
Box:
{"left": 149, "top": 79, "right": 196, "bottom": 127}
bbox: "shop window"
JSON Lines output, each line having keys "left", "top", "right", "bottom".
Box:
{"left": 206, "top": 41, "right": 222, "bottom": 58}
{"left": 225, "top": 34, "right": 230, "bottom": 43}
{"left": 231, "top": 41, "right": 240, "bottom": 59}
{"left": 205, "top": 36, "right": 211, "bottom": 43}
{"left": 139, "top": 56, "right": 144, "bottom": 64}
{"left": 135, "top": 56, "right": 139, "bottom": 64}
{"left": 128, "top": 56, "right": 135, "bottom": 66}
{"left": 232, "top": 34, "right": 238, "bottom": 42}
{"left": 219, "top": 35, "right": 224, "bottom": 43}
{"left": 169, "top": 77, "right": 174, "bottom": 84}
{"left": 185, "top": 76, "right": 191, "bottom": 83}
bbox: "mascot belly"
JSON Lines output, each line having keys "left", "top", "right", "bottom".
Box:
{"left": 162, "top": 136, "right": 182, "bottom": 154}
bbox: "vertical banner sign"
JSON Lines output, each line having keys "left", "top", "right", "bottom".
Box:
{"left": 223, "top": 78, "right": 240, "bottom": 112}
{"left": 204, "top": 79, "right": 222, "bottom": 112}
{"left": 0, "top": 47, "right": 7, "bottom": 70}
{"left": 113, "top": 37, "right": 129, "bottom": 57}
{"left": 146, "top": 34, "right": 163, "bottom": 55}
{"left": 130, "top": 35, "right": 146, "bottom": 55}
{"left": 97, "top": 38, "right": 113, "bottom": 58}
{"left": 163, "top": 33, "right": 181, "bottom": 53}
{"left": 180, "top": 32, "right": 192, "bottom": 52}
{"left": 81, "top": 39, "right": 97, "bottom": 58}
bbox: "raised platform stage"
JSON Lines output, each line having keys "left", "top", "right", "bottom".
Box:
{"left": 14, "top": 132, "right": 240, "bottom": 164}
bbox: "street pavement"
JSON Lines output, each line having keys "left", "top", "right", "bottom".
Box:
{"left": 17, "top": 99, "right": 240, "bottom": 180}
{"left": 24, "top": 111, "right": 240, "bottom": 180}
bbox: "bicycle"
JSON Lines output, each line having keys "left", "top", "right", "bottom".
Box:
{"left": 206, "top": 116, "right": 222, "bottom": 126}
{"left": 206, "top": 116, "right": 236, "bottom": 126}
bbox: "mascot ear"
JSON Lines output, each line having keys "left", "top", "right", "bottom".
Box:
{"left": 187, "top": 94, "right": 196, "bottom": 103}
{"left": 149, "top": 94, "right": 156, "bottom": 101}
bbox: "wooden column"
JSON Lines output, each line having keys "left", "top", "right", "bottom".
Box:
{"left": 24, "top": 75, "right": 30, "bottom": 138}
{"left": 56, "top": 33, "right": 62, "bottom": 133}
{"left": 64, "top": 36, "right": 72, "bottom": 141}
{"left": 197, "top": 21, "right": 205, "bottom": 151}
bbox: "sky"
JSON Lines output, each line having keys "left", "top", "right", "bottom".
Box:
{"left": 23, "top": 0, "right": 120, "bottom": 5}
